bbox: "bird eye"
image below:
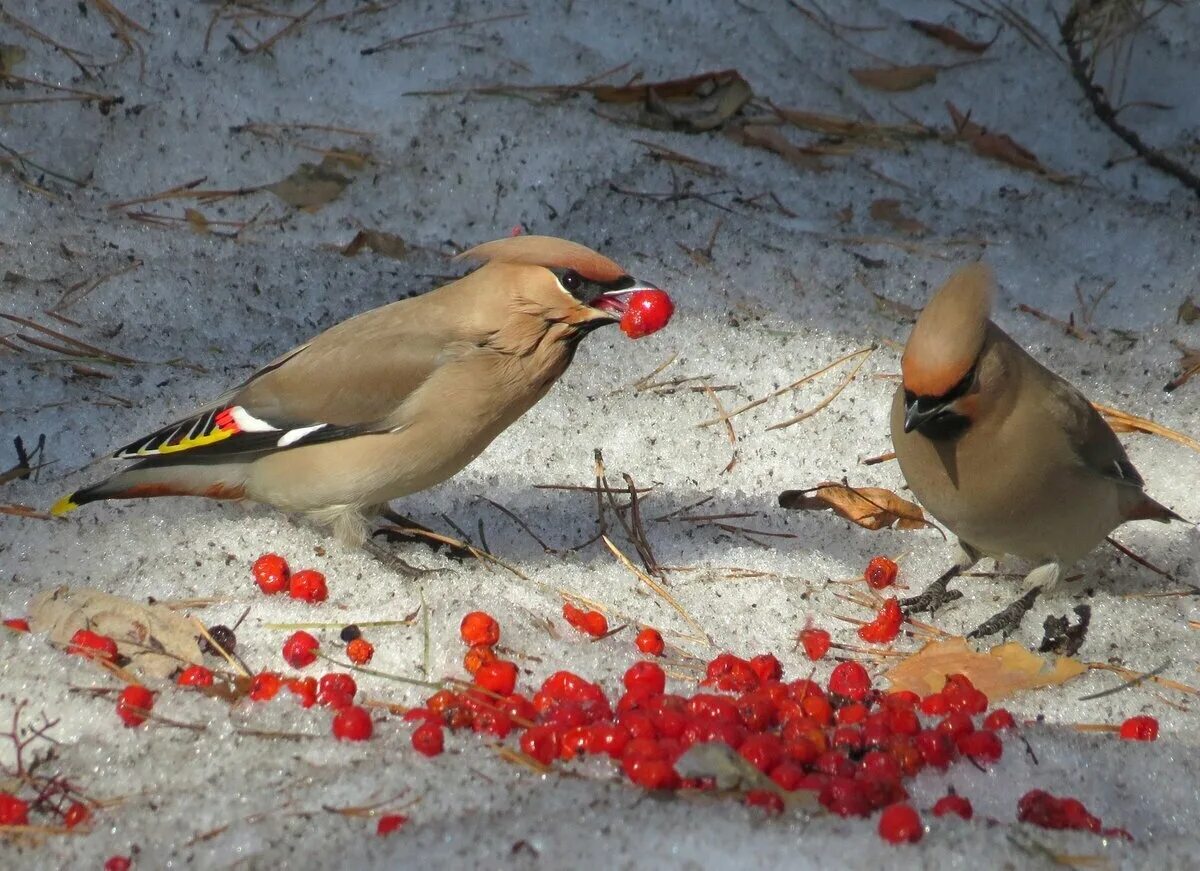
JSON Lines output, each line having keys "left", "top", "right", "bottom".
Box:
{"left": 561, "top": 270, "right": 582, "bottom": 292}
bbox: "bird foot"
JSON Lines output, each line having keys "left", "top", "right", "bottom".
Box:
{"left": 967, "top": 587, "right": 1042, "bottom": 640}
{"left": 371, "top": 523, "right": 477, "bottom": 562}
{"left": 900, "top": 565, "right": 964, "bottom": 616}
{"left": 361, "top": 539, "right": 439, "bottom": 579}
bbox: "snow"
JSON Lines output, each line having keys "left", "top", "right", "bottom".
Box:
{"left": 2, "top": 0, "right": 1199, "bottom": 867}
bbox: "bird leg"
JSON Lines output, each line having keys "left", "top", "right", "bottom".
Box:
{"left": 966, "top": 562, "right": 1060, "bottom": 639}
{"left": 361, "top": 538, "right": 437, "bottom": 579}
{"left": 373, "top": 508, "right": 477, "bottom": 561}
{"left": 900, "top": 542, "right": 979, "bottom": 616}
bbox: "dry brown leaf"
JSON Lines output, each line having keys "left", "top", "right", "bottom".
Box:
{"left": 850, "top": 64, "right": 939, "bottom": 93}
{"left": 29, "top": 586, "right": 204, "bottom": 679}
{"left": 592, "top": 69, "right": 752, "bottom": 133}
{"left": 869, "top": 199, "right": 927, "bottom": 236}
{"left": 885, "top": 637, "right": 1086, "bottom": 700}
{"left": 946, "top": 102, "right": 1070, "bottom": 182}
{"left": 1164, "top": 342, "right": 1200, "bottom": 393}
{"left": 266, "top": 156, "right": 353, "bottom": 210}
{"left": 907, "top": 19, "right": 994, "bottom": 53}
{"left": 778, "top": 482, "right": 931, "bottom": 531}
{"left": 1096, "top": 402, "right": 1200, "bottom": 452}
{"left": 184, "top": 208, "right": 209, "bottom": 234}
{"left": 1177, "top": 297, "right": 1200, "bottom": 325}
{"left": 729, "top": 124, "right": 826, "bottom": 170}
{"left": 340, "top": 229, "right": 409, "bottom": 260}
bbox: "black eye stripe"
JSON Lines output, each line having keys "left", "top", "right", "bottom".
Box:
{"left": 552, "top": 269, "right": 636, "bottom": 299}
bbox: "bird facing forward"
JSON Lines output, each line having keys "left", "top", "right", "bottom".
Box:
{"left": 52, "top": 236, "right": 670, "bottom": 547}
{"left": 891, "top": 263, "right": 1183, "bottom": 637}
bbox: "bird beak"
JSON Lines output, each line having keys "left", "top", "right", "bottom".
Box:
{"left": 587, "top": 280, "right": 659, "bottom": 321}
{"left": 903, "top": 395, "right": 950, "bottom": 434}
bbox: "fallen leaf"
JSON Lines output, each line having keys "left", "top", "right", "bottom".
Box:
{"left": 340, "top": 228, "right": 408, "bottom": 260}
{"left": 946, "top": 101, "right": 1070, "bottom": 182}
{"left": 266, "top": 156, "right": 353, "bottom": 210}
{"left": 1177, "top": 297, "right": 1200, "bottom": 325}
{"left": 778, "top": 482, "right": 933, "bottom": 532}
{"left": 850, "top": 64, "right": 939, "bottom": 92}
{"left": 868, "top": 199, "right": 927, "bottom": 236}
{"left": 674, "top": 743, "right": 819, "bottom": 810}
{"left": 1164, "top": 342, "right": 1200, "bottom": 393}
{"left": 907, "top": 19, "right": 995, "bottom": 53}
{"left": 29, "top": 586, "right": 204, "bottom": 679}
{"left": 184, "top": 208, "right": 209, "bottom": 234}
{"left": 591, "top": 69, "right": 752, "bottom": 132}
{"left": 729, "top": 123, "right": 826, "bottom": 170}
{"left": 885, "top": 636, "right": 1086, "bottom": 700}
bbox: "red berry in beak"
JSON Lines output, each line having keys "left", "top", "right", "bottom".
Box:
{"left": 619, "top": 289, "right": 674, "bottom": 338}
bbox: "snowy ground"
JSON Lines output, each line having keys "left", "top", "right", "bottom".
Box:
{"left": 2, "top": 0, "right": 1199, "bottom": 867}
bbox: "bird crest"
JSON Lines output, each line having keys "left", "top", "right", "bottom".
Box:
{"left": 902, "top": 262, "right": 995, "bottom": 397}
{"left": 457, "top": 235, "right": 626, "bottom": 283}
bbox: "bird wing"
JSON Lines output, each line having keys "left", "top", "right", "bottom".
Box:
{"left": 1044, "top": 375, "right": 1144, "bottom": 489}
{"left": 113, "top": 298, "right": 458, "bottom": 461}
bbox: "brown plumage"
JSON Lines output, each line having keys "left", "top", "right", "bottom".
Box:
{"left": 53, "top": 236, "right": 664, "bottom": 546}
{"left": 891, "top": 263, "right": 1183, "bottom": 633}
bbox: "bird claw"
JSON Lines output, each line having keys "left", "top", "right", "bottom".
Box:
{"left": 361, "top": 538, "right": 437, "bottom": 579}
{"left": 371, "top": 524, "right": 477, "bottom": 562}
{"left": 967, "top": 587, "right": 1042, "bottom": 640}
{"left": 900, "top": 567, "right": 964, "bottom": 616}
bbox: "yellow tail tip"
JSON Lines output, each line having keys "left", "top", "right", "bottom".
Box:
{"left": 50, "top": 494, "right": 79, "bottom": 517}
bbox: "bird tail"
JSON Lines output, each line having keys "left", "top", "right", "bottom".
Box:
{"left": 1125, "top": 494, "right": 1187, "bottom": 525}
{"left": 51, "top": 460, "right": 249, "bottom": 516}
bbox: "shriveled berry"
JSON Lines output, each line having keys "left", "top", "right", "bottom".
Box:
{"left": 69, "top": 628, "right": 119, "bottom": 663}
{"left": 177, "top": 664, "right": 214, "bottom": 687}
{"left": 799, "top": 627, "right": 831, "bottom": 661}
{"left": 635, "top": 627, "right": 665, "bottom": 656}
{"left": 346, "top": 637, "right": 374, "bottom": 665}
{"left": 340, "top": 624, "right": 362, "bottom": 642}
{"left": 377, "top": 814, "right": 407, "bottom": 835}
{"left": 1119, "top": 715, "right": 1158, "bottom": 742}
{"left": 249, "top": 671, "right": 283, "bottom": 701}
{"left": 332, "top": 705, "right": 373, "bottom": 741}
{"left": 932, "top": 792, "right": 973, "bottom": 820}
{"left": 878, "top": 803, "right": 923, "bottom": 844}
{"left": 204, "top": 624, "right": 237, "bottom": 655}
{"left": 0, "top": 792, "right": 29, "bottom": 825}
{"left": 63, "top": 801, "right": 91, "bottom": 828}
{"left": 828, "top": 661, "right": 871, "bottom": 701}
{"left": 460, "top": 611, "right": 500, "bottom": 646}
{"left": 411, "top": 721, "right": 445, "bottom": 756}
{"left": 2, "top": 617, "right": 30, "bottom": 632}
{"left": 619, "top": 289, "right": 675, "bottom": 339}
{"left": 286, "top": 676, "right": 318, "bottom": 708}
{"left": 463, "top": 644, "right": 496, "bottom": 675}
{"left": 288, "top": 569, "right": 328, "bottom": 603}
{"left": 865, "top": 556, "right": 899, "bottom": 590}
{"left": 475, "top": 660, "right": 519, "bottom": 696}
{"left": 857, "top": 598, "right": 903, "bottom": 644}
{"left": 252, "top": 553, "right": 289, "bottom": 594}
{"left": 116, "top": 685, "right": 154, "bottom": 727}
{"left": 983, "top": 708, "right": 1016, "bottom": 731}
{"left": 282, "top": 630, "right": 320, "bottom": 668}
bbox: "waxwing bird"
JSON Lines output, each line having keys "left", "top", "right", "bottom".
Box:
{"left": 52, "top": 236, "right": 667, "bottom": 551}
{"left": 890, "top": 263, "right": 1184, "bottom": 638}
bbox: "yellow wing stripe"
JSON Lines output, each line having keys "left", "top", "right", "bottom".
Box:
{"left": 136, "top": 426, "right": 236, "bottom": 456}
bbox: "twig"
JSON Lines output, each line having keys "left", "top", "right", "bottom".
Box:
{"left": 601, "top": 535, "right": 711, "bottom": 645}
{"left": 767, "top": 346, "right": 875, "bottom": 429}
{"left": 361, "top": 11, "right": 526, "bottom": 55}
{"left": 701, "top": 382, "right": 738, "bottom": 474}
{"left": 248, "top": 0, "right": 326, "bottom": 55}
{"left": 1078, "top": 659, "right": 1171, "bottom": 701}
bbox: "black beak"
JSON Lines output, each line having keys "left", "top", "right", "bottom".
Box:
{"left": 903, "top": 396, "right": 949, "bottom": 434}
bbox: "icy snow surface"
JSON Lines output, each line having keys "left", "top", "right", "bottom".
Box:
{"left": 2, "top": 0, "right": 1199, "bottom": 868}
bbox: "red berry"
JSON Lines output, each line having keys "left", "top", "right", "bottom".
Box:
{"left": 288, "top": 569, "right": 328, "bottom": 603}
{"left": 332, "top": 705, "right": 373, "bottom": 741}
{"left": 1118, "top": 715, "right": 1158, "bottom": 741}
{"left": 619, "top": 289, "right": 674, "bottom": 339}
{"left": 749, "top": 653, "right": 783, "bottom": 684}
{"left": 865, "top": 556, "right": 899, "bottom": 590}
{"left": 252, "top": 553, "right": 289, "bottom": 594}
{"left": 635, "top": 627, "right": 665, "bottom": 656}
{"left": 282, "top": 630, "right": 320, "bottom": 668}
{"left": 562, "top": 603, "right": 608, "bottom": 638}
{"left": 878, "top": 803, "right": 923, "bottom": 844}
{"left": 520, "top": 725, "right": 560, "bottom": 765}
{"left": 104, "top": 858, "right": 132, "bottom": 871}
{"left": 857, "top": 598, "right": 903, "bottom": 644}
{"left": 116, "top": 685, "right": 154, "bottom": 727}
{"left": 475, "top": 660, "right": 519, "bottom": 696}
{"left": 799, "top": 627, "right": 831, "bottom": 661}
{"left": 702, "top": 653, "right": 760, "bottom": 693}
{"left": 983, "top": 708, "right": 1016, "bottom": 731}
{"left": 932, "top": 792, "right": 973, "bottom": 820}
{"left": 0, "top": 792, "right": 29, "bottom": 825}
{"left": 249, "top": 671, "right": 283, "bottom": 701}
{"left": 623, "top": 661, "right": 666, "bottom": 696}
{"left": 411, "top": 722, "right": 445, "bottom": 757}
{"left": 957, "top": 729, "right": 1002, "bottom": 763}
{"left": 745, "top": 789, "right": 784, "bottom": 814}
{"left": 915, "top": 730, "right": 956, "bottom": 768}
{"left": 318, "top": 672, "right": 357, "bottom": 705}
{"left": 828, "top": 661, "right": 872, "bottom": 701}
{"left": 463, "top": 643, "right": 496, "bottom": 675}
{"left": 69, "top": 628, "right": 119, "bottom": 663}
{"left": 920, "top": 692, "right": 949, "bottom": 717}
{"left": 285, "top": 676, "right": 317, "bottom": 708}
{"left": 739, "top": 733, "right": 784, "bottom": 773}
{"left": 376, "top": 813, "right": 407, "bottom": 835}
{"left": 936, "top": 711, "right": 974, "bottom": 739}
{"left": 63, "top": 801, "right": 90, "bottom": 829}
{"left": 625, "top": 757, "right": 678, "bottom": 790}
{"left": 460, "top": 611, "right": 500, "bottom": 647}
{"left": 177, "top": 665, "right": 214, "bottom": 687}
{"left": 346, "top": 637, "right": 374, "bottom": 665}
{"left": 587, "top": 723, "right": 630, "bottom": 757}
{"left": 2, "top": 617, "right": 29, "bottom": 632}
